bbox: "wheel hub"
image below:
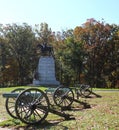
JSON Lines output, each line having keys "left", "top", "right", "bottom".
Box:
{"left": 30, "top": 104, "right": 37, "bottom": 110}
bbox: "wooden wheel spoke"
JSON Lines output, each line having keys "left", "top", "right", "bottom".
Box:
{"left": 15, "top": 88, "right": 49, "bottom": 124}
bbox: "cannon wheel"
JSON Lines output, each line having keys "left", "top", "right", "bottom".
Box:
{"left": 80, "top": 84, "right": 92, "bottom": 97}
{"left": 53, "top": 86, "right": 74, "bottom": 108}
{"left": 5, "top": 88, "right": 25, "bottom": 119}
{"left": 15, "top": 88, "right": 50, "bottom": 124}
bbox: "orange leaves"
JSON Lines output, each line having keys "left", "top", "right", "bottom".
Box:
{"left": 74, "top": 18, "right": 112, "bottom": 48}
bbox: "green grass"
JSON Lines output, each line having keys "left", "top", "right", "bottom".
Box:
{"left": 0, "top": 86, "right": 47, "bottom": 93}
{"left": 0, "top": 86, "right": 119, "bottom": 129}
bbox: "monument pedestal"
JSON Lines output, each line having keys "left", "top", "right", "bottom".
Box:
{"left": 33, "top": 56, "right": 60, "bottom": 86}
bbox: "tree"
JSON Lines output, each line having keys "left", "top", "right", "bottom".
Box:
{"left": 35, "top": 23, "right": 54, "bottom": 45}
{"left": 74, "top": 18, "right": 112, "bottom": 87}
{"left": 53, "top": 29, "right": 85, "bottom": 85}
{"left": 0, "top": 23, "right": 36, "bottom": 85}
{"left": 104, "top": 24, "right": 119, "bottom": 88}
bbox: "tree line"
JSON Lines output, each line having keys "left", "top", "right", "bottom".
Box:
{"left": 0, "top": 18, "right": 119, "bottom": 88}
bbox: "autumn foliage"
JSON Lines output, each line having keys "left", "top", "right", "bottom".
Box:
{"left": 0, "top": 19, "right": 119, "bottom": 88}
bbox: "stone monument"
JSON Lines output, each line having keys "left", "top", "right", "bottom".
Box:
{"left": 33, "top": 43, "right": 60, "bottom": 86}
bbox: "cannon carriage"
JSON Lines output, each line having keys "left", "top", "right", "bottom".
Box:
{"left": 2, "top": 84, "right": 92, "bottom": 124}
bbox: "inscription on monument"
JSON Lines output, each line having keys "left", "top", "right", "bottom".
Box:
{"left": 33, "top": 56, "right": 60, "bottom": 86}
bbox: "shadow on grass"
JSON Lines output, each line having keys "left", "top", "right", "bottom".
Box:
{"left": 24, "top": 120, "right": 68, "bottom": 130}
{"left": 1, "top": 120, "right": 68, "bottom": 130}
{"left": 0, "top": 119, "right": 69, "bottom": 130}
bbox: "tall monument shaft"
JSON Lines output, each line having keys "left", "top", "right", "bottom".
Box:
{"left": 33, "top": 56, "right": 60, "bottom": 86}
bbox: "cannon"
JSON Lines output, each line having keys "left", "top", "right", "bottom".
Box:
{"left": 3, "top": 87, "right": 72, "bottom": 124}
{"left": 2, "top": 84, "right": 92, "bottom": 124}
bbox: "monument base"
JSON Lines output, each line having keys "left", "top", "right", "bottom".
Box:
{"left": 33, "top": 56, "right": 60, "bottom": 87}
{"left": 33, "top": 79, "right": 60, "bottom": 86}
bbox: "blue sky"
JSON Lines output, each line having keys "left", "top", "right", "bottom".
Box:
{"left": 0, "top": 0, "right": 119, "bottom": 31}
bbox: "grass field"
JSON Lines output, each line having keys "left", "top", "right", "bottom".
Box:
{"left": 0, "top": 86, "right": 119, "bottom": 130}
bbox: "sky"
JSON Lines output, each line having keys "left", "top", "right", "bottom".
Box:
{"left": 0, "top": 0, "right": 119, "bottom": 31}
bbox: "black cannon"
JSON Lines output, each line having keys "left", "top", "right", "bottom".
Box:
{"left": 2, "top": 87, "right": 71, "bottom": 124}
{"left": 2, "top": 84, "right": 92, "bottom": 124}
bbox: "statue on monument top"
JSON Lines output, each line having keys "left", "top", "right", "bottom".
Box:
{"left": 37, "top": 43, "right": 54, "bottom": 57}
